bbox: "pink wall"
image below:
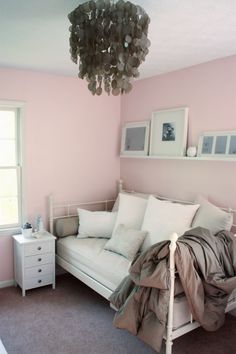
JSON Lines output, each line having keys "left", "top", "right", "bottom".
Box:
{"left": 0, "top": 68, "right": 120, "bottom": 281}
{"left": 121, "top": 55, "right": 236, "bottom": 209}
{"left": 1, "top": 55, "right": 236, "bottom": 282}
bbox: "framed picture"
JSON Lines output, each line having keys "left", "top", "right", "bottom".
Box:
{"left": 149, "top": 107, "right": 189, "bottom": 156}
{"left": 198, "top": 131, "right": 236, "bottom": 157}
{"left": 120, "top": 121, "right": 150, "bottom": 156}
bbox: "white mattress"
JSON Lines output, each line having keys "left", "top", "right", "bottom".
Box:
{"left": 57, "top": 236, "right": 131, "bottom": 291}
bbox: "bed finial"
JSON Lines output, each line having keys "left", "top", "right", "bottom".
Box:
{"left": 118, "top": 179, "right": 123, "bottom": 193}
{"left": 49, "top": 194, "right": 54, "bottom": 234}
{"left": 169, "top": 232, "right": 178, "bottom": 245}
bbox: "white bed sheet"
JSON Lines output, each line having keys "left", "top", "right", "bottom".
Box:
{"left": 57, "top": 236, "right": 131, "bottom": 292}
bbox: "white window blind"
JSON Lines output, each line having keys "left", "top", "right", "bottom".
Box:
{"left": 0, "top": 105, "right": 22, "bottom": 229}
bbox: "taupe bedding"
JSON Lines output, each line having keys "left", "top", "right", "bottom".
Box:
{"left": 109, "top": 227, "right": 236, "bottom": 353}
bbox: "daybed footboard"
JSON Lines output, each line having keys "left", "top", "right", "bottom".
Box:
{"left": 166, "top": 233, "right": 178, "bottom": 354}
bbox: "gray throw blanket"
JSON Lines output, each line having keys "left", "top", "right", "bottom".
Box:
{"left": 109, "top": 227, "right": 236, "bottom": 353}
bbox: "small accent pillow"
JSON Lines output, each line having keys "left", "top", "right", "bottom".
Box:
{"left": 104, "top": 224, "right": 147, "bottom": 261}
{"left": 141, "top": 196, "right": 199, "bottom": 251}
{"left": 192, "top": 195, "right": 233, "bottom": 235}
{"left": 112, "top": 193, "right": 148, "bottom": 236}
{"left": 77, "top": 209, "right": 117, "bottom": 239}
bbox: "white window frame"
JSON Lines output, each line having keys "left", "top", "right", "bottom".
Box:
{"left": 0, "top": 100, "right": 25, "bottom": 233}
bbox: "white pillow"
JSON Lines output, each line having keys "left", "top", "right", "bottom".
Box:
{"left": 112, "top": 193, "right": 148, "bottom": 236}
{"left": 112, "top": 191, "right": 150, "bottom": 212}
{"left": 192, "top": 195, "right": 233, "bottom": 234}
{"left": 104, "top": 224, "right": 147, "bottom": 261}
{"left": 77, "top": 209, "right": 117, "bottom": 239}
{"left": 141, "top": 196, "right": 199, "bottom": 251}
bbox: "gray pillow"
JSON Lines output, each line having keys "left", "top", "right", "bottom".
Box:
{"left": 104, "top": 224, "right": 147, "bottom": 261}
{"left": 55, "top": 216, "right": 79, "bottom": 237}
{"left": 192, "top": 196, "right": 233, "bottom": 235}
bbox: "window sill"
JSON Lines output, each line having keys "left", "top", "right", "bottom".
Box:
{"left": 0, "top": 227, "right": 21, "bottom": 236}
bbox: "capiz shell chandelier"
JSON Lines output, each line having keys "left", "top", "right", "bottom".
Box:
{"left": 68, "top": 0, "right": 150, "bottom": 96}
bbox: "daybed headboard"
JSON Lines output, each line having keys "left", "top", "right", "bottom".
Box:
{"left": 49, "top": 179, "right": 236, "bottom": 235}
{"left": 119, "top": 180, "right": 236, "bottom": 233}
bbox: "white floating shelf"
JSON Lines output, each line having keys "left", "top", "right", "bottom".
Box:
{"left": 120, "top": 155, "right": 236, "bottom": 162}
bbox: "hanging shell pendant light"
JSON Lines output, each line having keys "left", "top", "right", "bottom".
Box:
{"left": 68, "top": 0, "right": 150, "bottom": 96}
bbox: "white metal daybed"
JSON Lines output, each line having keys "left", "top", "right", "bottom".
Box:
{"left": 49, "top": 181, "right": 236, "bottom": 354}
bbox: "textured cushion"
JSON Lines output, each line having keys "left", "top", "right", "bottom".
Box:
{"left": 77, "top": 209, "right": 117, "bottom": 239}
{"left": 141, "top": 196, "right": 199, "bottom": 250}
{"left": 55, "top": 216, "right": 79, "bottom": 237}
{"left": 104, "top": 224, "right": 147, "bottom": 261}
{"left": 192, "top": 195, "right": 233, "bottom": 234}
{"left": 112, "top": 193, "right": 147, "bottom": 236}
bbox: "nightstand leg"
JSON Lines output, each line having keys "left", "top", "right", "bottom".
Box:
{"left": 22, "top": 288, "right": 26, "bottom": 297}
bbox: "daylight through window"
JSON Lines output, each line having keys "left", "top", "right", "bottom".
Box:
{"left": 0, "top": 105, "right": 22, "bottom": 229}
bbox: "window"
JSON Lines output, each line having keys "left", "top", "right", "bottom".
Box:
{"left": 0, "top": 102, "right": 24, "bottom": 230}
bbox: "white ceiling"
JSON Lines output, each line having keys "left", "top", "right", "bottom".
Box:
{"left": 0, "top": 0, "right": 236, "bottom": 79}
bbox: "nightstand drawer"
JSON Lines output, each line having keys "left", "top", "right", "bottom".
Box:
{"left": 24, "top": 241, "right": 54, "bottom": 256}
{"left": 25, "top": 264, "right": 54, "bottom": 279}
{"left": 25, "top": 274, "right": 53, "bottom": 290}
{"left": 25, "top": 253, "right": 54, "bottom": 268}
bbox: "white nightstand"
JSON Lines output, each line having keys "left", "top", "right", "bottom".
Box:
{"left": 13, "top": 232, "right": 56, "bottom": 296}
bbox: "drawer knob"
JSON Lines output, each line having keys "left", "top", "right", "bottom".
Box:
{"left": 38, "top": 269, "right": 42, "bottom": 273}
{"left": 38, "top": 279, "right": 42, "bottom": 284}
{"left": 37, "top": 246, "right": 42, "bottom": 251}
{"left": 38, "top": 258, "right": 42, "bottom": 262}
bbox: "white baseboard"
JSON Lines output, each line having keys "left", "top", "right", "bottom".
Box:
{"left": 0, "top": 279, "right": 14, "bottom": 289}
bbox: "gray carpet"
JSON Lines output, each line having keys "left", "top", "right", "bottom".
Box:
{"left": 0, "top": 274, "right": 235, "bottom": 354}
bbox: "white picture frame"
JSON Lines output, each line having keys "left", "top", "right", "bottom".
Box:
{"left": 198, "top": 131, "right": 236, "bottom": 157}
{"left": 120, "top": 121, "right": 150, "bottom": 156}
{"left": 149, "top": 107, "right": 189, "bottom": 156}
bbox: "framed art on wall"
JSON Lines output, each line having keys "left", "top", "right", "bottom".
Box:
{"left": 120, "top": 121, "right": 150, "bottom": 156}
{"left": 198, "top": 131, "right": 236, "bottom": 157}
{"left": 149, "top": 107, "right": 189, "bottom": 156}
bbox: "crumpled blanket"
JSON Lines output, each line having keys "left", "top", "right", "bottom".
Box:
{"left": 109, "top": 227, "right": 236, "bottom": 353}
